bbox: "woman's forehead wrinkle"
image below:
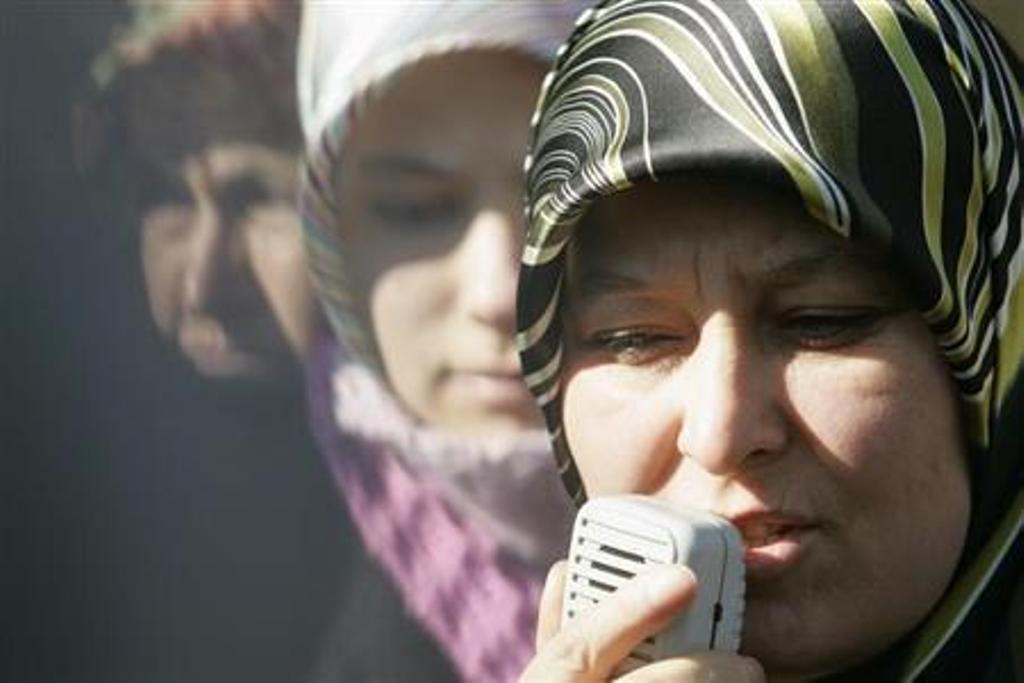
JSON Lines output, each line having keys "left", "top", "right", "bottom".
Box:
{"left": 573, "top": 241, "right": 890, "bottom": 312}
{"left": 755, "top": 242, "right": 909, "bottom": 303}
{"left": 691, "top": 239, "right": 706, "bottom": 303}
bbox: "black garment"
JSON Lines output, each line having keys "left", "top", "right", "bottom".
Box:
{"left": 310, "top": 551, "right": 457, "bottom": 683}
{"left": 5, "top": 6, "right": 350, "bottom": 681}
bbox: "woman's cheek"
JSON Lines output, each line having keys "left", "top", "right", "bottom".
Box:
{"left": 370, "top": 259, "right": 453, "bottom": 354}
{"left": 141, "top": 236, "right": 185, "bottom": 334}
{"left": 564, "top": 366, "right": 676, "bottom": 495}
{"left": 782, "top": 354, "right": 908, "bottom": 473}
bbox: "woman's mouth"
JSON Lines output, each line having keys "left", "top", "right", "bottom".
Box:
{"left": 178, "top": 318, "right": 267, "bottom": 377}
{"left": 728, "top": 512, "right": 817, "bottom": 580}
{"left": 448, "top": 368, "right": 533, "bottom": 407}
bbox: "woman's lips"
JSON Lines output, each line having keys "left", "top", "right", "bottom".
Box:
{"left": 178, "top": 319, "right": 266, "bottom": 377}
{"left": 448, "top": 368, "right": 533, "bottom": 407}
{"left": 727, "top": 511, "right": 817, "bottom": 580}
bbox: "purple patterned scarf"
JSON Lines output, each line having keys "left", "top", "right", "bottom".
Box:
{"left": 307, "top": 333, "right": 546, "bottom": 681}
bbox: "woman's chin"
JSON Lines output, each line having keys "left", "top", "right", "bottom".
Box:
{"left": 739, "top": 598, "right": 880, "bottom": 682}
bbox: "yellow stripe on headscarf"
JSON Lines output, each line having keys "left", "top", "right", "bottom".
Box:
{"left": 756, "top": 0, "right": 894, "bottom": 243}
{"left": 570, "top": 11, "right": 842, "bottom": 229}
{"left": 999, "top": 276, "right": 1024, "bottom": 409}
{"left": 857, "top": 1, "right": 956, "bottom": 327}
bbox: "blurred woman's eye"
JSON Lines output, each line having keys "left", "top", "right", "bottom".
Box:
{"left": 219, "top": 176, "right": 273, "bottom": 221}
{"left": 781, "top": 309, "right": 886, "bottom": 349}
{"left": 369, "top": 194, "right": 463, "bottom": 228}
{"left": 134, "top": 161, "right": 191, "bottom": 209}
{"left": 582, "top": 328, "right": 687, "bottom": 367}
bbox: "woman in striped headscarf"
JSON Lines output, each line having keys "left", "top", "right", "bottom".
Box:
{"left": 297, "top": 3, "right": 591, "bottom": 680}
{"left": 517, "top": 0, "right": 1023, "bottom": 680}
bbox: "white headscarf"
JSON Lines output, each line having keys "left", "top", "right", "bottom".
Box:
{"left": 298, "top": 1, "right": 586, "bottom": 149}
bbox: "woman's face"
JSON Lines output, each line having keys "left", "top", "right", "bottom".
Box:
{"left": 560, "top": 180, "right": 970, "bottom": 677}
{"left": 139, "top": 143, "right": 314, "bottom": 379}
{"left": 129, "top": 67, "right": 314, "bottom": 381}
{"left": 336, "top": 51, "right": 545, "bottom": 436}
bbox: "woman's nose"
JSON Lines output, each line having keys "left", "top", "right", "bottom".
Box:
{"left": 180, "top": 160, "right": 235, "bottom": 315}
{"left": 457, "top": 206, "right": 520, "bottom": 330}
{"left": 673, "top": 316, "right": 788, "bottom": 476}
{"left": 181, "top": 211, "right": 228, "bottom": 314}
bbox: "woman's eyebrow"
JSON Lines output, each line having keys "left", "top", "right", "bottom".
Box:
{"left": 571, "top": 270, "right": 651, "bottom": 301}
{"left": 759, "top": 246, "right": 887, "bottom": 287}
{"left": 570, "top": 243, "right": 895, "bottom": 303}
{"left": 571, "top": 248, "right": 857, "bottom": 296}
{"left": 360, "top": 154, "right": 451, "bottom": 178}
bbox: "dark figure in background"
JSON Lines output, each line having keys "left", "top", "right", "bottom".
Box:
{"left": 7, "top": 2, "right": 354, "bottom": 681}
{"left": 83, "top": 0, "right": 316, "bottom": 383}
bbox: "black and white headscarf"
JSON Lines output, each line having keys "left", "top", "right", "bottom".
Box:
{"left": 516, "top": 1, "right": 1024, "bottom": 678}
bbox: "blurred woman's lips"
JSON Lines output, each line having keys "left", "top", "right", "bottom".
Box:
{"left": 448, "top": 367, "right": 533, "bottom": 408}
{"left": 177, "top": 319, "right": 265, "bottom": 377}
{"left": 726, "top": 510, "right": 818, "bottom": 581}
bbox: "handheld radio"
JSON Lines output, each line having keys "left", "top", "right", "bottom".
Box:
{"left": 562, "top": 496, "right": 745, "bottom": 671}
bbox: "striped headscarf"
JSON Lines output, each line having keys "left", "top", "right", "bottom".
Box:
{"left": 516, "top": 0, "right": 1024, "bottom": 679}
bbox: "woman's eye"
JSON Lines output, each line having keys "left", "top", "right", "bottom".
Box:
{"left": 219, "top": 176, "right": 273, "bottom": 221}
{"left": 137, "top": 171, "right": 191, "bottom": 210}
{"left": 782, "top": 310, "right": 884, "bottom": 348}
{"left": 369, "top": 195, "right": 462, "bottom": 227}
{"left": 584, "top": 329, "right": 685, "bottom": 365}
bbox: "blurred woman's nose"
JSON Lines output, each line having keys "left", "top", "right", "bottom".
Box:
{"left": 180, "top": 159, "right": 233, "bottom": 315}
{"left": 457, "top": 205, "right": 520, "bottom": 330}
{"left": 673, "top": 316, "right": 788, "bottom": 476}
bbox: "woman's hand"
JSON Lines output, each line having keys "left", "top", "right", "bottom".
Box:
{"left": 521, "top": 561, "right": 764, "bottom": 682}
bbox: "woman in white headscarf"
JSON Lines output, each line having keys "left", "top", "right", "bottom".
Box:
{"left": 297, "top": 3, "right": 588, "bottom": 680}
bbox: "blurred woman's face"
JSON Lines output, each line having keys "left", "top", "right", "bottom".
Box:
{"left": 139, "top": 142, "right": 313, "bottom": 379}
{"left": 336, "top": 51, "right": 545, "bottom": 436}
{"left": 128, "top": 66, "right": 315, "bottom": 381}
{"left": 560, "top": 180, "right": 970, "bottom": 678}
